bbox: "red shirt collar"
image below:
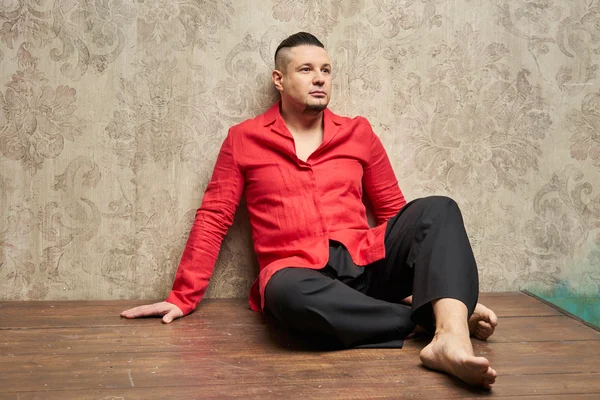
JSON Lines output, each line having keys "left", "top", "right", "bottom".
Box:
{"left": 262, "top": 101, "right": 344, "bottom": 138}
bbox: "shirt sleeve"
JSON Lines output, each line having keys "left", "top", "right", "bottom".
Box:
{"left": 362, "top": 120, "right": 407, "bottom": 226}
{"left": 166, "top": 129, "right": 244, "bottom": 315}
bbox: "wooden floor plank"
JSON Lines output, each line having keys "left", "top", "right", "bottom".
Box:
{"left": 479, "top": 292, "right": 563, "bottom": 317}
{"left": 1, "top": 315, "right": 598, "bottom": 358}
{"left": 0, "top": 298, "right": 247, "bottom": 316}
{"left": 475, "top": 396, "right": 600, "bottom": 400}
{"left": 2, "top": 340, "right": 599, "bottom": 392}
{"left": 0, "top": 299, "right": 256, "bottom": 329}
{"left": 1, "top": 293, "right": 598, "bottom": 399}
{"left": 484, "top": 315, "right": 599, "bottom": 343}
{"left": 1, "top": 373, "right": 599, "bottom": 399}
{"left": 0, "top": 292, "right": 562, "bottom": 330}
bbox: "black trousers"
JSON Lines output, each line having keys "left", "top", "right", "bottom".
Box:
{"left": 264, "top": 196, "right": 480, "bottom": 349}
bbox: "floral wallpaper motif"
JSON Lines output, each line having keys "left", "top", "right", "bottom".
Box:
{"left": 569, "top": 90, "right": 600, "bottom": 168}
{"left": 137, "top": 0, "right": 233, "bottom": 50}
{"left": 399, "top": 24, "right": 552, "bottom": 196}
{"left": 0, "top": 44, "right": 85, "bottom": 173}
{"left": 213, "top": 33, "right": 280, "bottom": 121}
{"left": 330, "top": 23, "right": 382, "bottom": 117}
{"left": 493, "top": 0, "right": 600, "bottom": 95}
{"left": 0, "top": 0, "right": 598, "bottom": 301}
{"left": 524, "top": 165, "right": 600, "bottom": 259}
{"left": 0, "top": 174, "right": 39, "bottom": 298}
{"left": 0, "top": 1, "right": 55, "bottom": 49}
{"left": 94, "top": 190, "right": 195, "bottom": 298}
{"left": 0, "top": 0, "right": 135, "bottom": 78}
{"left": 366, "top": 0, "right": 443, "bottom": 40}
{"left": 522, "top": 165, "right": 600, "bottom": 291}
{"left": 39, "top": 156, "right": 102, "bottom": 292}
{"left": 106, "top": 55, "right": 221, "bottom": 173}
{"left": 272, "top": 0, "right": 363, "bottom": 39}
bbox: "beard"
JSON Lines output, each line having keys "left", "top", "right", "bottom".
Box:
{"left": 304, "top": 99, "right": 328, "bottom": 113}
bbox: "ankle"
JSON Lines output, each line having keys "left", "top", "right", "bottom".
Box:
{"left": 435, "top": 321, "right": 469, "bottom": 337}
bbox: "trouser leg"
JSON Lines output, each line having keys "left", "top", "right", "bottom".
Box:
{"left": 365, "top": 196, "right": 480, "bottom": 332}
{"left": 264, "top": 195, "right": 479, "bottom": 347}
{"left": 264, "top": 267, "right": 415, "bottom": 348}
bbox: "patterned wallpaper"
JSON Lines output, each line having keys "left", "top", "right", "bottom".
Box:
{"left": 1, "top": 0, "right": 599, "bottom": 301}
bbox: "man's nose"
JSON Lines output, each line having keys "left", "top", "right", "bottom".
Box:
{"left": 313, "top": 71, "right": 326, "bottom": 85}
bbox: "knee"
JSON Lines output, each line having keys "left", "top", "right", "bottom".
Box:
{"left": 420, "top": 196, "right": 460, "bottom": 214}
{"left": 265, "top": 269, "right": 314, "bottom": 315}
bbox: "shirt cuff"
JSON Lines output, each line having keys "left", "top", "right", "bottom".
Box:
{"left": 165, "top": 291, "right": 195, "bottom": 316}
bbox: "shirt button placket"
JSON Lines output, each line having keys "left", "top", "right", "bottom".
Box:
{"left": 306, "top": 163, "right": 327, "bottom": 237}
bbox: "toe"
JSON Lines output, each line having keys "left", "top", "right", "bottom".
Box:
{"left": 483, "top": 376, "right": 495, "bottom": 389}
{"left": 477, "top": 320, "right": 496, "bottom": 340}
{"left": 484, "top": 307, "right": 499, "bottom": 327}
{"left": 475, "top": 325, "right": 492, "bottom": 340}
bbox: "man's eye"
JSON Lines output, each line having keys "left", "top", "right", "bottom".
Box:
{"left": 322, "top": 69, "right": 331, "bottom": 74}
{"left": 301, "top": 68, "right": 311, "bottom": 72}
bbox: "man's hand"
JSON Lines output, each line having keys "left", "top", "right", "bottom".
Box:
{"left": 120, "top": 301, "right": 184, "bottom": 324}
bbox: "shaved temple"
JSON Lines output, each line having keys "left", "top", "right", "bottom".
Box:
{"left": 274, "top": 32, "right": 324, "bottom": 73}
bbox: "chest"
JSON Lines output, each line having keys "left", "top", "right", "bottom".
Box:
{"left": 237, "top": 123, "right": 371, "bottom": 196}
{"left": 292, "top": 132, "right": 323, "bottom": 162}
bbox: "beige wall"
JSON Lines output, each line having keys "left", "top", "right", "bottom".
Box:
{"left": 1, "top": 0, "right": 599, "bottom": 301}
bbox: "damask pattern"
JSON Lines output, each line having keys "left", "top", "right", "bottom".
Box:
{"left": 522, "top": 165, "right": 600, "bottom": 291}
{"left": 0, "top": 0, "right": 135, "bottom": 78}
{"left": 94, "top": 190, "right": 195, "bottom": 298}
{"left": 0, "top": 45, "right": 85, "bottom": 173}
{"left": 0, "top": 174, "right": 39, "bottom": 299}
{"left": 330, "top": 23, "right": 382, "bottom": 117}
{"left": 399, "top": 25, "right": 552, "bottom": 195}
{"left": 366, "top": 0, "right": 443, "bottom": 40}
{"left": 272, "top": 0, "right": 363, "bottom": 39}
{"left": 138, "top": 0, "right": 233, "bottom": 50}
{"left": 39, "top": 156, "right": 102, "bottom": 293}
{"left": 0, "top": 0, "right": 598, "bottom": 301}
{"left": 493, "top": 0, "right": 600, "bottom": 95}
{"left": 106, "top": 55, "right": 222, "bottom": 172}
{"left": 569, "top": 90, "right": 600, "bottom": 168}
{"left": 213, "top": 33, "right": 280, "bottom": 121}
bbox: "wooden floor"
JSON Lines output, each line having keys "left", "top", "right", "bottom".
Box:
{"left": 1, "top": 292, "right": 599, "bottom": 399}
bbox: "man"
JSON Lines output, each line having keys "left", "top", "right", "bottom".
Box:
{"left": 122, "top": 32, "right": 498, "bottom": 389}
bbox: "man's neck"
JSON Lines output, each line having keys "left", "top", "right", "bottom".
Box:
{"left": 280, "top": 103, "right": 324, "bottom": 135}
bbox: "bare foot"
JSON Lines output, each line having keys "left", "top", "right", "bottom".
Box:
{"left": 420, "top": 331, "right": 497, "bottom": 389}
{"left": 468, "top": 303, "right": 498, "bottom": 341}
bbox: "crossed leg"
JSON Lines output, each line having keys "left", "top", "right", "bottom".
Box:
{"left": 469, "top": 303, "right": 498, "bottom": 341}
{"left": 266, "top": 196, "right": 500, "bottom": 388}
{"left": 404, "top": 296, "right": 498, "bottom": 341}
{"left": 420, "top": 299, "right": 497, "bottom": 389}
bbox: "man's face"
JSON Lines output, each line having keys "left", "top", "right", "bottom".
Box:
{"left": 273, "top": 45, "right": 332, "bottom": 113}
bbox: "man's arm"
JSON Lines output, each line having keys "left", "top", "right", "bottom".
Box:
{"left": 121, "top": 130, "right": 245, "bottom": 323}
{"left": 361, "top": 122, "right": 411, "bottom": 306}
{"left": 361, "top": 120, "right": 407, "bottom": 225}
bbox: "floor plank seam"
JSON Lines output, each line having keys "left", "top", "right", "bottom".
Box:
{"left": 2, "top": 293, "right": 599, "bottom": 398}
{"left": 502, "top": 371, "right": 600, "bottom": 376}
{"left": 488, "top": 393, "right": 600, "bottom": 398}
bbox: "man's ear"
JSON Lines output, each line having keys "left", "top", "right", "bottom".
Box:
{"left": 272, "top": 69, "right": 284, "bottom": 91}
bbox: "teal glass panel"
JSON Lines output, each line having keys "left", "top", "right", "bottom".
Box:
{"left": 527, "top": 285, "right": 600, "bottom": 329}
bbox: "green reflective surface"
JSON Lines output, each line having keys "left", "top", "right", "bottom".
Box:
{"left": 528, "top": 287, "right": 600, "bottom": 329}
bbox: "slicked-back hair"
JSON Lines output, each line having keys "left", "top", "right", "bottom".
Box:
{"left": 274, "top": 32, "right": 324, "bottom": 72}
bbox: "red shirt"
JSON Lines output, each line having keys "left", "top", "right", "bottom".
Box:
{"left": 166, "top": 102, "right": 406, "bottom": 314}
